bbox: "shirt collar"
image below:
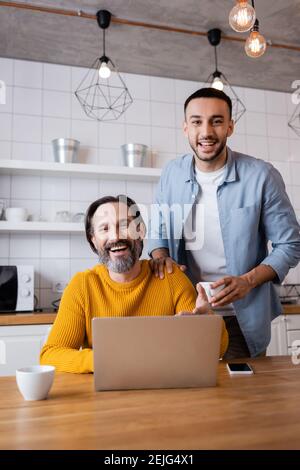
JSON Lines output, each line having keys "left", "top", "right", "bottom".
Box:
{"left": 223, "top": 147, "right": 237, "bottom": 183}
{"left": 185, "top": 146, "right": 237, "bottom": 183}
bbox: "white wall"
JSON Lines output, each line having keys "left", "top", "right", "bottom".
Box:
{"left": 0, "top": 57, "right": 299, "bottom": 309}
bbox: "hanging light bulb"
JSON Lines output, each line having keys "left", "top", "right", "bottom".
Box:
{"left": 229, "top": 0, "right": 256, "bottom": 33}
{"left": 212, "top": 77, "right": 224, "bottom": 91}
{"left": 99, "top": 57, "right": 111, "bottom": 79}
{"left": 212, "top": 72, "right": 224, "bottom": 91}
{"left": 245, "top": 20, "right": 267, "bottom": 57}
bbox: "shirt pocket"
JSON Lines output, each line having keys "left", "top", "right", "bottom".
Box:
{"left": 229, "top": 204, "right": 261, "bottom": 238}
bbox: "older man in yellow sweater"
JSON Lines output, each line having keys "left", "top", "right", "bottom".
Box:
{"left": 40, "top": 195, "right": 228, "bottom": 373}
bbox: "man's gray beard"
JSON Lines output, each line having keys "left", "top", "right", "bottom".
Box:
{"left": 101, "top": 253, "right": 135, "bottom": 273}
{"left": 98, "top": 240, "right": 142, "bottom": 273}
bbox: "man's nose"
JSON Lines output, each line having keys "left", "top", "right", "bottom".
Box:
{"left": 107, "top": 225, "right": 118, "bottom": 240}
{"left": 200, "top": 121, "right": 213, "bottom": 137}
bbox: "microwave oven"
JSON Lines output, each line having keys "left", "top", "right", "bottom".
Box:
{"left": 0, "top": 265, "right": 34, "bottom": 312}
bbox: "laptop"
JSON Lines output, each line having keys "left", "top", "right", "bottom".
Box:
{"left": 92, "top": 315, "right": 222, "bottom": 391}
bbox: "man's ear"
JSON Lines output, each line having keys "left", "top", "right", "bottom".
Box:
{"left": 183, "top": 120, "right": 188, "bottom": 138}
{"left": 91, "top": 235, "right": 97, "bottom": 252}
{"left": 227, "top": 119, "right": 234, "bottom": 138}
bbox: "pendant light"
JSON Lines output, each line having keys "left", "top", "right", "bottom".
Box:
{"left": 229, "top": 0, "right": 256, "bottom": 33}
{"left": 288, "top": 103, "right": 300, "bottom": 137}
{"left": 245, "top": 18, "right": 267, "bottom": 58}
{"left": 75, "top": 10, "right": 133, "bottom": 122}
{"left": 205, "top": 29, "right": 246, "bottom": 123}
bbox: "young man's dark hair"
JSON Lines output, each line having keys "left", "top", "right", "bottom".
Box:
{"left": 85, "top": 194, "right": 144, "bottom": 254}
{"left": 184, "top": 88, "right": 232, "bottom": 119}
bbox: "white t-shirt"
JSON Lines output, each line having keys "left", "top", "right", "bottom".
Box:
{"left": 184, "top": 163, "right": 235, "bottom": 316}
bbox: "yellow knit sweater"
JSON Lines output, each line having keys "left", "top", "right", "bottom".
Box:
{"left": 40, "top": 260, "right": 228, "bottom": 373}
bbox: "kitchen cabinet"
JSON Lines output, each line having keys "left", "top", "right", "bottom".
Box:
{"left": 0, "top": 324, "right": 52, "bottom": 376}
{"left": 267, "top": 314, "right": 300, "bottom": 356}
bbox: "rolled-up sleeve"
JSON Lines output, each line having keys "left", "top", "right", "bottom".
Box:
{"left": 260, "top": 165, "right": 300, "bottom": 282}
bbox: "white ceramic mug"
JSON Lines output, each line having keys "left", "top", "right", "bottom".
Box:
{"left": 5, "top": 207, "right": 28, "bottom": 222}
{"left": 199, "top": 282, "right": 226, "bottom": 300}
{"left": 16, "top": 365, "right": 55, "bottom": 401}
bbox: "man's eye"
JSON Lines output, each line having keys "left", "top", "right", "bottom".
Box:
{"left": 192, "top": 121, "right": 201, "bottom": 126}
{"left": 98, "top": 226, "right": 108, "bottom": 232}
{"left": 213, "top": 120, "right": 223, "bottom": 125}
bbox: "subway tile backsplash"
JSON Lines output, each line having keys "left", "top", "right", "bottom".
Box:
{"left": 0, "top": 58, "right": 300, "bottom": 309}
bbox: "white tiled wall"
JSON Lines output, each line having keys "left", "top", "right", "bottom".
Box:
{"left": 0, "top": 57, "right": 300, "bottom": 308}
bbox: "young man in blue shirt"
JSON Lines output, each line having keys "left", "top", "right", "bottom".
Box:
{"left": 148, "top": 88, "right": 300, "bottom": 359}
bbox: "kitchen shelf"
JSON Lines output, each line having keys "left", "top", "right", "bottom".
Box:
{"left": 0, "top": 159, "right": 161, "bottom": 182}
{"left": 0, "top": 221, "right": 84, "bottom": 233}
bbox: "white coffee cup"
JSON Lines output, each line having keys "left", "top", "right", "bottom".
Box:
{"left": 5, "top": 207, "right": 28, "bottom": 222}
{"left": 199, "top": 282, "right": 226, "bottom": 300}
{"left": 16, "top": 365, "right": 55, "bottom": 401}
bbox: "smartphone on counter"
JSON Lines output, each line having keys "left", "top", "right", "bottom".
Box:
{"left": 226, "top": 363, "right": 254, "bottom": 375}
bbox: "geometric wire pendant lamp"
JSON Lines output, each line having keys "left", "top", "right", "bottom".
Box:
{"left": 75, "top": 10, "right": 133, "bottom": 122}
{"left": 288, "top": 102, "right": 300, "bottom": 137}
{"left": 204, "top": 28, "right": 246, "bottom": 123}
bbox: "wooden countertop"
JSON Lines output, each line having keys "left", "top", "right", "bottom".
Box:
{"left": 282, "top": 304, "right": 300, "bottom": 314}
{"left": 0, "top": 356, "right": 300, "bottom": 450}
{"left": 1, "top": 304, "right": 300, "bottom": 326}
{"left": 0, "top": 312, "right": 57, "bottom": 326}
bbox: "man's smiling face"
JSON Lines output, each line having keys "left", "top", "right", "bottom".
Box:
{"left": 183, "top": 97, "right": 234, "bottom": 168}
{"left": 91, "top": 202, "right": 144, "bottom": 273}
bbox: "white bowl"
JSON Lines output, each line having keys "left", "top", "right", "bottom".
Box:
{"left": 5, "top": 207, "right": 28, "bottom": 222}
{"left": 16, "top": 365, "right": 55, "bottom": 401}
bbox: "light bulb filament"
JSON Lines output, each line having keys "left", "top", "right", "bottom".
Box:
{"left": 249, "top": 38, "right": 260, "bottom": 53}
{"left": 237, "top": 9, "right": 250, "bottom": 27}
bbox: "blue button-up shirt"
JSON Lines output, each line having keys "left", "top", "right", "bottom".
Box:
{"left": 148, "top": 148, "right": 300, "bottom": 356}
